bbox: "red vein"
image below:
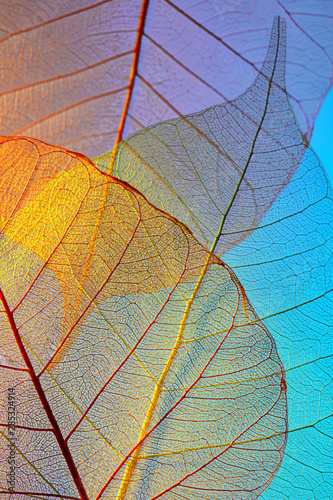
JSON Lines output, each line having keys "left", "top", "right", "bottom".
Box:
{"left": 0, "top": 364, "right": 28, "bottom": 372}
{"left": 13, "top": 87, "right": 128, "bottom": 136}
{"left": 0, "top": 0, "right": 112, "bottom": 44}
{"left": 0, "top": 288, "right": 88, "bottom": 500}
{"left": 0, "top": 52, "right": 133, "bottom": 97}
{"left": 0, "top": 423, "right": 52, "bottom": 432}
{"left": 114, "top": 0, "right": 150, "bottom": 151}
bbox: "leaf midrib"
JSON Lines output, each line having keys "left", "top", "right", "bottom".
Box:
{"left": 0, "top": 287, "right": 89, "bottom": 500}
{"left": 109, "top": 17, "right": 281, "bottom": 500}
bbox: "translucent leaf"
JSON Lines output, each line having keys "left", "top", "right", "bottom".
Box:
{"left": 93, "top": 16, "right": 333, "bottom": 500}
{"left": 227, "top": 146, "right": 333, "bottom": 500}
{"left": 98, "top": 17, "right": 303, "bottom": 256}
{"left": 0, "top": 137, "right": 287, "bottom": 499}
{"left": 1, "top": 1, "right": 333, "bottom": 158}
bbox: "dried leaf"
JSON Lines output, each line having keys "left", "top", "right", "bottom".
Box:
{"left": 98, "top": 17, "right": 302, "bottom": 257}
{"left": 0, "top": 137, "right": 287, "bottom": 499}
{"left": 93, "top": 16, "right": 333, "bottom": 500}
{"left": 0, "top": 1, "right": 332, "bottom": 157}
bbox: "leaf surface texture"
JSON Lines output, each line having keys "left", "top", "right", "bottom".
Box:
{"left": 0, "top": 1, "right": 332, "bottom": 157}
{"left": 0, "top": 137, "right": 287, "bottom": 499}
{"left": 93, "top": 15, "right": 333, "bottom": 500}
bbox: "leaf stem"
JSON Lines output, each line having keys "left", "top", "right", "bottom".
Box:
{"left": 114, "top": 17, "right": 281, "bottom": 499}
{"left": 113, "top": 0, "right": 150, "bottom": 160}
{"left": 0, "top": 287, "right": 89, "bottom": 500}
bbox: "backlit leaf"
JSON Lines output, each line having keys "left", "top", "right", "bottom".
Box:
{"left": 93, "top": 15, "right": 333, "bottom": 500}
{"left": 97, "top": 16, "right": 302, "bottom": 256}
{"left": 0, "top": 1, "right": 333, "bottom": 157}
{"left": 0, "top": 137, "right": 287, "bottom": 499}
{"left": 1, "top": 2, "right": 332, "bottom": 499}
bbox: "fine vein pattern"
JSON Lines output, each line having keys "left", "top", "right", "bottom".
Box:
{"left": 0, "top": 137, "right": 286, "bottom": 499}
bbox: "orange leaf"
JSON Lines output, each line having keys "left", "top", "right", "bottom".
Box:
{"left": 0, "top": 136, "right": 286, "bottom": 499}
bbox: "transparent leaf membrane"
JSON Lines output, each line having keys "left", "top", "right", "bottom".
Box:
{"left": 1, "top": 1, "right": 333, "bottom": 157}
{"left": 93, "top": 17, "right": 333, "bottom": 500}
{"left": 0, "top": 136, "right": 286, "bottom": 499}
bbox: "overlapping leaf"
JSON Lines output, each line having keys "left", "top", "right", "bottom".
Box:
{"left": 0, "top": 2, "right": 332, "bottom": 499}
{"left": 92, "top": 15, "right": 333, "bottom": 500}
{"left": 227, "top": 145, "right": 333, "bottom": 500}
{"left": 0, "top": 0, "right": 332, "bottom": 158}
{"left": 97, "top": 17, "right": 303, "bottom": 257}
{"left": 0, "top": 137, "right": 287, "bottom": 499}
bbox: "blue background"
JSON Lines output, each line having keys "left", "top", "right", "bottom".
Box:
{"left": 311, "top": 88, "right": 333, "bottom": 185}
